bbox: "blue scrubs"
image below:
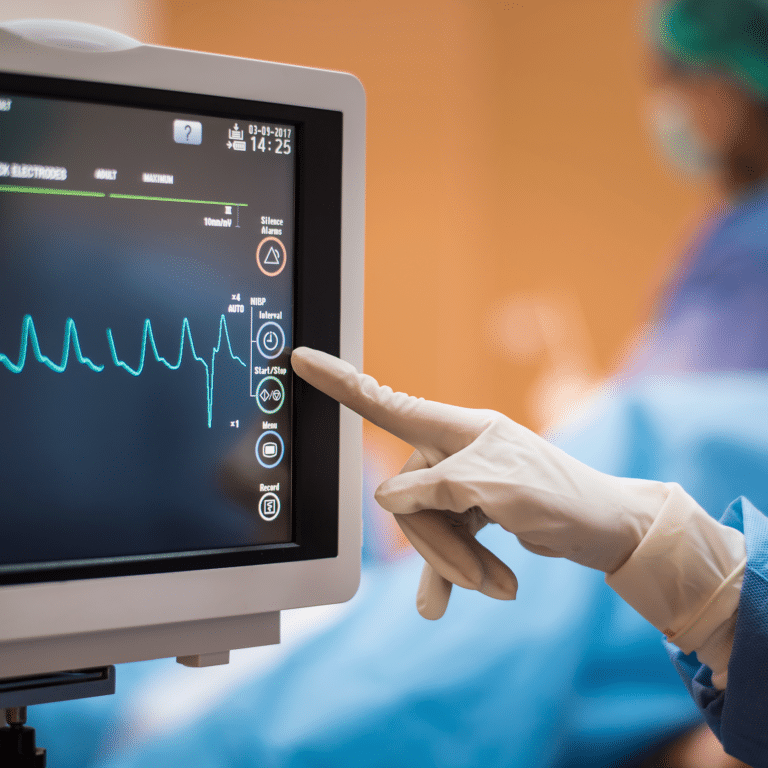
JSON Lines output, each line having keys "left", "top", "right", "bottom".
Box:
{"left": 637, "top": 183, "right": 768, "bottom": 375}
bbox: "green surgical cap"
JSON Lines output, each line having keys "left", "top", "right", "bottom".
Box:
{"left": 653, "top": 0, "right": 768, "bottom": 100}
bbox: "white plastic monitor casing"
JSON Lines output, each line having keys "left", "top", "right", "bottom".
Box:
{"left": 0, "top": 20, "right": 365, "bottom": 677}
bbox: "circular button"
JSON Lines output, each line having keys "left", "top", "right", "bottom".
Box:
{"left": 258, "top": 493, "right": 281, "bottom": 521}
{"left": 255, "top": 430, "right": 284, "bottom": 469}
{"left": 256, "top": 236, "right": 287, "bottom": 277}
{"left": 256, "top": 322, "right": 285, "bottom": 360}
{"left": 255, "top": 376, "right": 285, "bottom": 414}
{"left": 264, "top": 331, "right": 279, "bottom": 352}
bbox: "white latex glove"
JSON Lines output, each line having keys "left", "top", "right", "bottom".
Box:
{"left": 291, "top": 347, "right": 746, "bottom": 680}
{"left": 292, "top": 348, "right": 668, "bottom": 606}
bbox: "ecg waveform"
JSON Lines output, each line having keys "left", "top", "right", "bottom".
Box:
{"left": 0, "top": 314, "right": 247, "bottom": 427}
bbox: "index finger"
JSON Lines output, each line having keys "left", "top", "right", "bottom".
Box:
{"left": 291, "top": 347, "right": 488, "bottom": 462}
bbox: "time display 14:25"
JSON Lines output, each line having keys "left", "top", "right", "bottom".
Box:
{"left": 248, "top": 123, "right": 292, "bottom": 154}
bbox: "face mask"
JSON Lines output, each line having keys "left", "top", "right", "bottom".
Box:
{"left": 646, "top": 91, "right": 718, "bottom": 177}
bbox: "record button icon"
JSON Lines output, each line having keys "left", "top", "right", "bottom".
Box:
{"left": 259, "top": 493, "right": 280, "bottom": 521}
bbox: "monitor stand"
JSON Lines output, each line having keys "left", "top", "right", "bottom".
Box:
{"left": 0, "top": 666, "right": 115, "bottom": 767}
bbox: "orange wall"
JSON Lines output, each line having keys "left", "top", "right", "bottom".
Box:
{"left": 156, "top": 0, "right": 705, "bottom": 434}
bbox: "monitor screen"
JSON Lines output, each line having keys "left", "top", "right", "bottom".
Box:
{"left": 0, "top": 75, "right": 342, "bottom": 585}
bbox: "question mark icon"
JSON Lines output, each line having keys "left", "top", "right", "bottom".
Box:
{"left": 185, "top": 124, "right": 192, "bottom": 142}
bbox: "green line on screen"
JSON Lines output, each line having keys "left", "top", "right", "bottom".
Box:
{"left": 110, "top": 194, "right": 248, "bottom": 206}
{"left": 0, "top": 185, "right": 105, "bottom": 197}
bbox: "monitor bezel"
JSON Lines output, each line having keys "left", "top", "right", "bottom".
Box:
{"left": 0, "top": 23, "right": 364, "bottom": 675}
{"left": 0, "top": 72, "right": 341, "bottom": 586}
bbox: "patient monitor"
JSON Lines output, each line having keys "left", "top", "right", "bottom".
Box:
{"left": 0, "top": 20, "right": 365, "bottom": 680}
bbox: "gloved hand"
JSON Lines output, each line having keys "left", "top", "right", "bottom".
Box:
{"left": 291, "top": 346, "right": 671, "bottom": 618}
{"left": 292, "top": 347, "right": 748, "bottom": 689}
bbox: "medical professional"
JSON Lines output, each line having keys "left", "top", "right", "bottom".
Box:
{"left": 287, "top": 2, "right": 768, "bottom": 766}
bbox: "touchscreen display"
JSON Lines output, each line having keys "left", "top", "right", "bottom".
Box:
{"left": 0, "top": 91, "right": 296, "bottom": 574}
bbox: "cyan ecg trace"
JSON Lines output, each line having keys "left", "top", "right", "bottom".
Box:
{"left": 0, "top": 313, "right": 247, "bottom": 427}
